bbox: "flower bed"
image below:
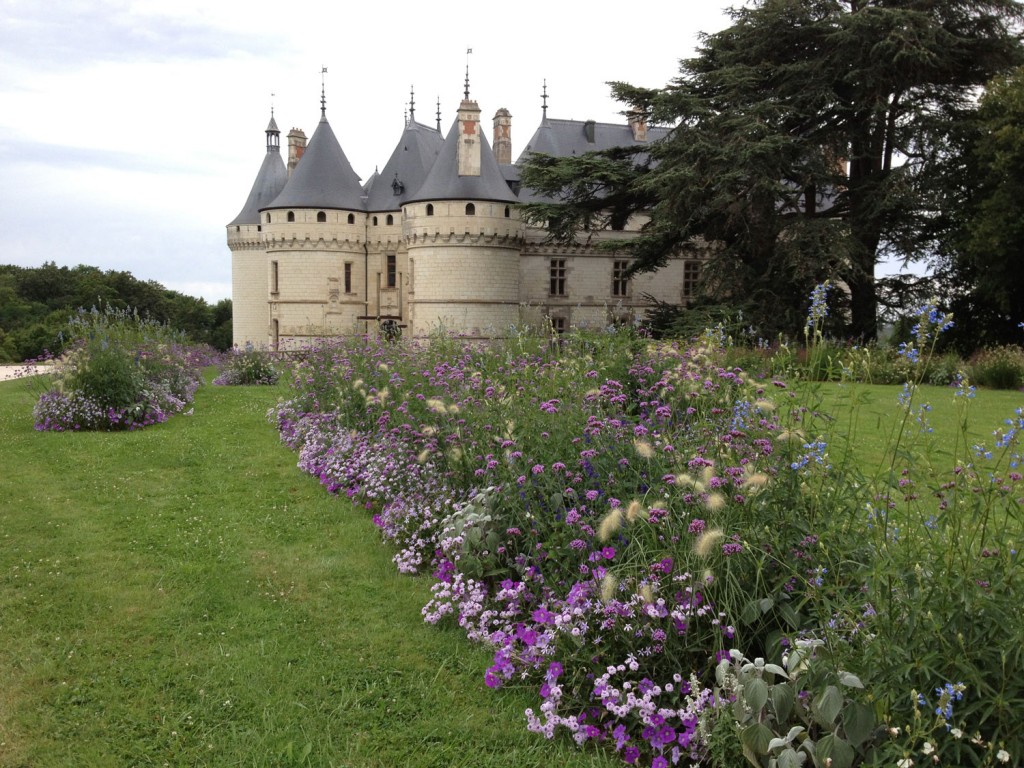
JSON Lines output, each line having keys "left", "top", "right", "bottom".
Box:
{"left": 274, "top": 309, "right": 1022, "bottom": 767}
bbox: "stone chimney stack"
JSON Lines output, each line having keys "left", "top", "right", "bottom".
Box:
{"left": 628, "top": 111, "right": 647, "bottom": 142}
{"left": 492, "top": 107, "right": 512, "bottom": 165}
{"left": 287, "top": 128, "right": 307, "bottom": 175}
{"left": 457, "top": 99, "right": 482, "bottom": 177}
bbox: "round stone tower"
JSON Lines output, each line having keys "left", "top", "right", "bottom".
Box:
{"left": 226, "top": 113, "right": 287, "bottom": 348}
{"left": 404, "top": 95, "right": 522, "bottom": 339}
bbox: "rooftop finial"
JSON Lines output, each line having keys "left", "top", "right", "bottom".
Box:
{"left": 541, "top": 79, "right": 548, "bottom": 120}
{"left": 271, "top": 91, "right": 275, "bottom": 118}
{"left": 465, "top": 48, "right": 472, "bottom": 100}
{"left": 436, "top": 95, "right": 441, "bottom": 132}
{"left": 320, "top": 66, "right": 328, "bottom": 117}
{"left": 409, "top": 85, "right": 416, "bottom": 124}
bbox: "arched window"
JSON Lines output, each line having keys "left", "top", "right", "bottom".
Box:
{"left": 265, "top": 213, "right": 271, "bottom": 224}
{"left": 372, "top": 216, "right": 378, "bottom": 226}
{"left": 426, "top": 204, "right": 434, "bottom": 216}
{"left": 386, "top": 214, "right": 394, "bottom": 225}
{"left": 347, "top": 213, "right": 355, "bottom": 224}
{"left": 465, "top": 203, "right": 476, "bottom": 216}
{"left": 287, "top": 211, "right": 295, "bottom": 223}
{"left": 504, "top": 206, "right": 510, "bottom": 218}
{"left": 317, "top": 211, "right": 326, "bottom": 223}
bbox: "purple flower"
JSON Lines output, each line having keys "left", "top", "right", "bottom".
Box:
{"left": 602, "top": 546, "right": 616, "bottom": 560}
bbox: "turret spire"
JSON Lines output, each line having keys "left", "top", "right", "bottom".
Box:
{"left": 436, "top": 96, "right": 441, "bottom": 132}
{"left": 320, "top": 66, "right": 328, "bottom": 117}
{"left": 409, "top": 85, "right": 415, "bottom": 124}
{"left": 541, "top": 79, "right": 548, "bottom": 121}
{"left": 464, "top": 48, "right": 472, "bottom": 100}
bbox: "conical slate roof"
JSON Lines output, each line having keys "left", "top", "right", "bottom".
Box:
{"left": 365, "top": 120, "right": 444, "bottom": 212}
{"left": 228, "top": 142, "right": 287, "bottom": 227}
{"left": 408, "top": 117, "right": 517, "bottom": 204}
{"left": 265, "top": 114, "right": 364, "bottom": 211}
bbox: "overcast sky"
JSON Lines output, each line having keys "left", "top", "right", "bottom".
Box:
{"left": 0, "top": 0, "right": 737, "bottom": 303}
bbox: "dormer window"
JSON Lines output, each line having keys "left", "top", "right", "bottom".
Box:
{"left": 391, "top": 174, "right": 404, "bottom": 196}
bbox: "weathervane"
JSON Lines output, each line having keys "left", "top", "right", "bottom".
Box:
{"left": 465, "top": 48, "right": 472, "bottom": 99}
{"left": 541, "top": 79, "right": 548, "bottom": 119}
{"left": 409, "top": 85, "right": 415, "bottom": 124}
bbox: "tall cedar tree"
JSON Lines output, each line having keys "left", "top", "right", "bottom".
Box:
{"left": 520, "top": 0, "right": 1023, "bottom": 339}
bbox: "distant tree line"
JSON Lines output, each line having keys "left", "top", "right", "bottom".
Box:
{"left": 0, "top": 262, "right": 232, "bottom": 363}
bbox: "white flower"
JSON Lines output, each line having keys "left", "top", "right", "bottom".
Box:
{"left": 950, "top": 728, "right": 963, "bottom": 739}
{"left": 997, "top": 750, "right": 1010, "bottom": 764}
{"left": 898, "top": 759, "right": 914, "bottom": 768}
{"left": 889, "top": 727, "right": 902, "bottom": 736}
{"left": 922, "top": 742, "right": 934, "bottom": 755}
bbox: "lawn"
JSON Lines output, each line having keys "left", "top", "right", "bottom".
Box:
{"left": 0, "top": 373, "right": 618, "bottom": 768}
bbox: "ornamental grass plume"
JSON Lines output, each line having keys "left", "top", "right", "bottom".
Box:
{"left": 600, "top": 573, "right": 619, "bottom": 603}
{"left": 634, "top": 439, "right": 656, "bottom": 459}
{"left": 705, "top": 492, "right": 727, "bottom": 513}
{"left": 426, "top": 398, "right": 447, "bottom": 414}
{"left": 598, "top": 507, "right": 625, "bottom": 542}
{"left": 694, "top": 529, "right": 726, "bottom": 558}
{"left": 417, "top": 448, "right": 432, "bottom": 464}
{"left": 625, "top": 500, "right": 646, "bottom": 522}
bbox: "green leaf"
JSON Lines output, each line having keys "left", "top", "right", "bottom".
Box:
{"left": 816, "top": 733, "right": 854, "bottom": 768}
{"left": 779, "top": 602, "right": 799, "bottom": 629}
{"left": 841, "top": 701, "right": 875, "bottom": 748}
{"left": 744, "top": 677, "right": 770, "bottom": 714}
{"left": 740, "top": 722, "right": 775, "bottom": 757}
{"left": 759, "top": 597, "right": 774, "bottom": 613}
{"left": 771, "top": 681, "right": 795, "bottom": 722}
{"left": 838, "top": 671, "right": 864, "bottom": 689}
{"left": 777, "top": 747, "right": 805, "bottom": 768}
{"left": 812, "top": 685, "right": 843, "bottom": 727}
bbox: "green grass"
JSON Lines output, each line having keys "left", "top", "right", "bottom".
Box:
{"left": 804, "top": 381, "right": 1023, "bottom": 475}
{"left": 0, "top": 374, "right": 617, "bottom": 768}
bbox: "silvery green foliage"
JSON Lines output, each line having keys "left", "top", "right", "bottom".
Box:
{"left": 716, "top": 645, "right": 873, "bottom": 768}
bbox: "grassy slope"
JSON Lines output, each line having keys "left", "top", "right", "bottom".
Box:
{"left": 0, "top": 375, "right": 616, "bottom": 768}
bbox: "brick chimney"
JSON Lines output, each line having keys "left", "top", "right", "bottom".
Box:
{"left": 492, "top": 107, "right": 512, "bottom": 165}
{"left": 287, "top": 128, "right": 307, "bottom": 175}
{"left": 628, "top": 111, "right": 647, "bottom": 142}
{"left": 457, "top": 99, "right": 482, "bottom": 177}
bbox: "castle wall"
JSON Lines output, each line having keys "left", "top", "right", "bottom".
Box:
{"left": 228, "top": 224, "right": 270, "bottom": 347}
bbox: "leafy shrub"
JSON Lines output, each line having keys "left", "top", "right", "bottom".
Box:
{"left": 213, "top": 347, "right": 280, "bottom": 386}
{"left": 30, "top": 304, "right": 204, "bottom": 431}
{"left": 970, "top": 345, "right": 1024, "bottom": 390}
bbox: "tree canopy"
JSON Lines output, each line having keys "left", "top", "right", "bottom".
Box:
{"left": 520, "top": 0, "right": 1024, "bottom": 340}
{"left": 0, "top": 263, "right": 232, "bottom": 363}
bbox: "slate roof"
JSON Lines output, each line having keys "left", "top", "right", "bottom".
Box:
{"left": 514, "top": 117, "right": 670, "bottom": 203}
{"left": 408, "top": 116, "right": 518, "bottom": 204}
{"left": 264, "top": 114, "right": 365, "bottom": 211}
{"left": 364, "top": 120, "right": 444, "bottom": 212}
{"left": 228, "top": 129, "right": 288, "bottom": 227}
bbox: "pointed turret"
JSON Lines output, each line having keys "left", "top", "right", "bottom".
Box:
{"left": 364, "top": 119, "right": 443, "bottom": 212}
{"left": 228, "top": 113, "right": 288, "bottom": 226}
{"left": 264, "top": 112, "right": 364, "bottom": 211}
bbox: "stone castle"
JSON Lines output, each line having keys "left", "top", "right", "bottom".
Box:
{"left": 226, "top": 81, "right": 705, "bottom": 348}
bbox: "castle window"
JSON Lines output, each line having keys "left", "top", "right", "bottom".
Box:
{"left": 271, "top": 319, "right": 280, "bottom": 351}
{"left": 683, "top": 260, "right": 702, "bottom": 300}
{"left": 504, "top": 206, "right": 510, "bottom": 218}
{"left": 386, "top": 254, "right": 397, "bottom": 288}
{"left": 426, "top": 204, "right": 434, "bottom": 216}
{"left": 550, "top": 259, "right": 567, "bottom": 297}
{"left": 549, "top": 316, "right": 567, "bottom": 335}
{"left": 386, "top": 214, "right": 394, "bottom": 225}
{"left": 344, "top": 262, "right": 352, "bottom": 294}
{"left": 287, "top": 211, "right": 295, "bottom": 222}
{"left": 372, "top": 216, "right": 378, "bottom": 226}
{"left": 612, "top": 260, "right": 631, "bottom": 297}
{"left": 265, "top": 213, "right": 271, "bottom": 224}
{"left": 317, "top": 211, "right": 327, "bottom": 223}
{"left": 347, "top": 213, "right": 355, "bottom": 224}
{"left": 270, "top": 260, "right": 279, "bottom": 294}
{"left": 465, "top": 203, "right": 476, "bottom": 216}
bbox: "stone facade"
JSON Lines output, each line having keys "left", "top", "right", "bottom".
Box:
{"left": 227, "top": 93, "right": 706, "bottom": 348}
